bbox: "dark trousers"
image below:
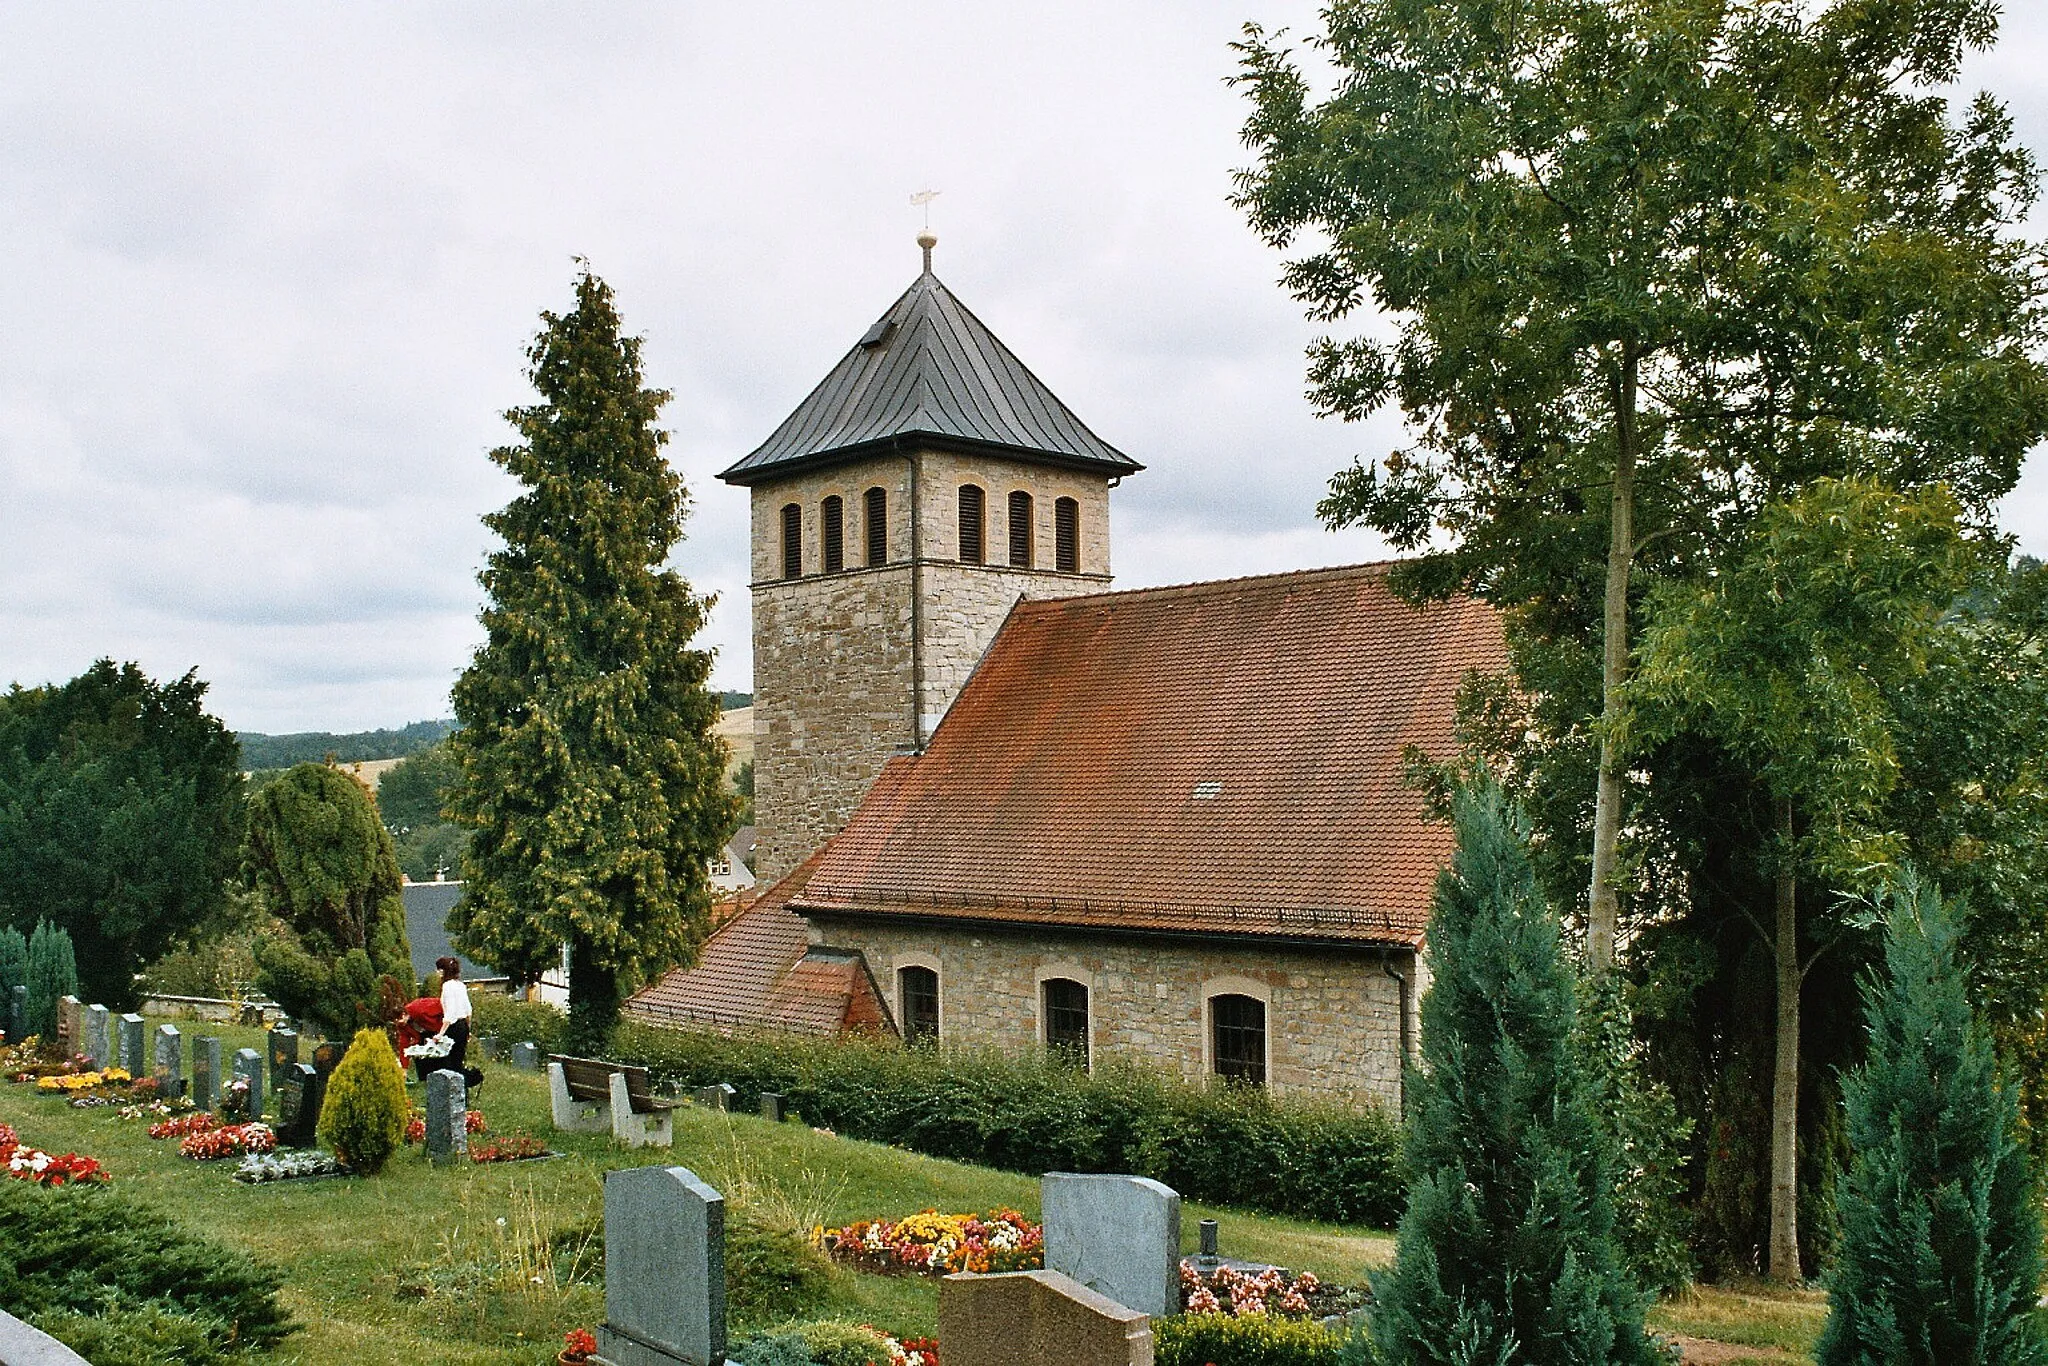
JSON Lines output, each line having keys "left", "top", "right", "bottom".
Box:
{"left": 414, "top": 1018, "right": 471, "bottom": 1085}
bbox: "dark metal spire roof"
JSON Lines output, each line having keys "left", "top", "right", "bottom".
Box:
{"left": 720, "top": 262, "right": 1142, "bottom": 486}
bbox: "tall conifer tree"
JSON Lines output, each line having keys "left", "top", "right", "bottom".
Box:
{"left": 1816, "top": 878, "right": 2044, "bottom": 1366}
{"left": 448, "top": 268, "right": 735, "bottom": 1051}
{"left": 1373, "top": 781, "right": 1657, "bottom": 1366}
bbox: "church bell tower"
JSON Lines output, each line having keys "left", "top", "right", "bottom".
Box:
{"left": 721, "top": 235, "right": 1143, "bottom": 880}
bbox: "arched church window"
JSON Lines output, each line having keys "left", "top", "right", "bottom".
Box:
{"left": 1042, "top": 977, "right": 1089, "bottom": 1066}
{"left": 1210, "top": 994, "right": 1267, "bottom": 1086}
{"left": 780, "top": 502, "right": 802, "bottom": 579}
{"left": 900, "top": 965, "right": 939, "bottom": 1047}
{"left": 1054, "top": 497, "right": 1079, "bottom": 573}
{"left": 1008, "top": 491, "right": 1034, "bottom": 568}
{"left": 958, "top": 484, "right": 985, "bottom": 564}
{"left": 865, "top": 486, "right": 888, "bottom": 565}
{"left": 822, "top": 495, "right": 845, "bottom": 574}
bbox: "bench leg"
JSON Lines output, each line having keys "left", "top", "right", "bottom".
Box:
{"left": 608, "top": 1072, "right": 673, "bottom": 1149}
{"left": 548, "top": 1063, "right": 611, "bottom": 1135}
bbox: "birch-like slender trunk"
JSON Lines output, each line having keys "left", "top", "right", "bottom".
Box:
{"left": 1768, "top": 795, "right": 1801, "bottom": 1281}
{"left": 1587, "top": 345, "right": 1639, "bottom": 972}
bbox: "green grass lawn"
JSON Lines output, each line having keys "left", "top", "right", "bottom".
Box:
{"left": 1, "top": 1021, "right": 1398, "bottom": 1364}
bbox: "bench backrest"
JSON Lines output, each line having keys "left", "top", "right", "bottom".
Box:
{"left": 550, "top": 1054, "right": 660, "bottom": 1111}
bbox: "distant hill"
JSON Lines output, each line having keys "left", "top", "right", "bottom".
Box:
{"left": 238, "top": 719, "right": 458, "bottom": 771}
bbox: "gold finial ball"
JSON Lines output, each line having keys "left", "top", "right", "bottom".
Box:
{"left": 917, "top": 230, "right": 938, "bottom": 250}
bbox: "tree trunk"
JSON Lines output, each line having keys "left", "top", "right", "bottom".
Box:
{"left": 1768, "top": 795, "right": 1801, "bottom": 1282}
{"left": 566, "top": 935, "right": 621, "bottom": 1056}
{"left": 1587, "top": 345, "right": 1639, "bottom": 972}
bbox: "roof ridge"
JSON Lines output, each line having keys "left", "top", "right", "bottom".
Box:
{"left": 1013, "top": 559, "right": 1415, "bottom": 612}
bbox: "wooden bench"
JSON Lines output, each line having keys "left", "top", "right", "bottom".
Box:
{"left": 547, "top": 1054, "right": 678, "bottom": 1149}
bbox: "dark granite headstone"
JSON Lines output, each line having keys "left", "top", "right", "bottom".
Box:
{"left": 311, "top": 1040, "right": 344, "bottom": 1076}
{"left": 191, "top": 1036, "right": 221, "bottom": 1111}
{"left": 277, "top": 1062, "right": 322, "bottom": 1147}
{"left": 231, "top": 1047, "right": 265, "bottom": 1120}
{"left": 6, "top": 984, "right": 24, "bottom": 1044}
{"left": 267, "top": 1027, "right": 298, "bottom": 1091}
{"left": 117, "top": 1013, "right": 146, "bottom": 1074}
{"left": 510, "top": 1041, "right": 540, "bottom": 1071}
{"left": 152, "top": 1024, "right": 184, "bottom": 1099}
{"left": 759, "top": 1091, "right": 785, "bottom": 1123}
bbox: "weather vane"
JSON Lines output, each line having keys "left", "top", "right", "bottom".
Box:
{"left": 911, "top": 189, "right": 941, "bottom": 271}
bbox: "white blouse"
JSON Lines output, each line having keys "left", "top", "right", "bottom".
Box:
{"left": 440, "top": 978, "right": 473, "bottom": 1027}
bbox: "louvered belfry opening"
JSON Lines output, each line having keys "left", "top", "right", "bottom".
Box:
{"left": 865, "top": 486, "right": 888, "bottom": 565}
{"left": 780, "top": 502, "right": 802, "bottom": 578}
{"left": 958, "top": 484, "right": 985, "bottom": 563}
{"left": 1008, "top": 491, "right": 1034, "bottom": 568}
{"left": 822, "top": 495, "right": 845, "bottom": 573}
{"left": 1055, "top": 497, "right": 1079, "bottom": 572}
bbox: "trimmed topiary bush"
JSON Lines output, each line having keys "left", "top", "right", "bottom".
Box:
{"left": 24, "top": 920, "right": 76, "bottom": 1043}
{"left": 317, "top": 1027, "right": 409, "bottom": 1173}
{"left": 1154, "top": 1313, "right": 1354, "bottom": 1366}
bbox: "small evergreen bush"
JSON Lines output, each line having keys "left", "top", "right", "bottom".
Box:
{"left": 0, "top": 924, "right": 26, "bottom": 998}
{"left": 1815, "top": 877, "right": 2046, "bottom": 1365}
{"left": 608, "top": 1023, "right": 1401, "bottom": 1225}
{"left": 24, "top": 920, "right": 76, "bottom": 1043}
{"left": 317, "top": 1027, "right": 409, "bottom": 1173}
{"left": 798, "top": 1321, "right": 904, "bottom": 1366}
{"left": 0, "top": 1178, "right": 292, "bottom": 1360}
{"left": 1153, "top": 1313, "right": 1351, "bottom": 1366}
{"left": 471, "top": 990, "right": 569, "bottom": 1055}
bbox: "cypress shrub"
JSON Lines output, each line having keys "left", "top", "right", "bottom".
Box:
{"left": 0, "top": 924, "right": 26, "bottom": 996}
{"left": 24, "top": 920, "right": 77, "bottom": 1043}
{"left": 608, "top": 1021, "right": 1401, "bottom": 1225}
{"left": 1153, "top": 1313, "right": 1352, "bottom": 1366}
{"left": 1371, "top": 782, "right": 1658, "bottom": 1366}
{"left": 317, "top": 1027, "right": 409, "bottom": 1173}
{"left": 1815, "top": 878, "right": 2046, "bottom": 1366}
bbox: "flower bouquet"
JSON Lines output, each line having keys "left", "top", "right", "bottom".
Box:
{"left": 817, "top": 1209, "right": 1042, "bottom": 1277}
{"left": 469, "top": 1134, "right": 550, "bottom": 1163}
{"left": 180, "top": 1123, "right": 276, "bottom": 1161}
{"left": 403, "top": 1108, "right": 487, "bottom": 1143}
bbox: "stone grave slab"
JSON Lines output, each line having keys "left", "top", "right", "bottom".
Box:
{"left": 117, "top": 1013, "right": 146, "bottom": 1074}
{"left": 599, "top": 1165, "right": 725, "bottom": 1366}
{"left": 7, "top": 984, "right": 25, "bottom": 1044}
{"left": 1042, "top": 1173, "right": 1182, "bottom": 1320}
{"left": 56, "top": 996, "right": 83, "bottom": 1057}
{"left": 191, "top": 1036, "right": 222, "bottom": 1111}
{"left": 84, "top": 1005, "right": 110, "bottom": 1069}
{"left": 425, "top": 1070, "right": 468, "bottom": 1162}
{"left": 152, "top": 1024, "right": 184, "bottom": 1099}
{"left": 231, "top": 1047, "right": 265, "bottom": 1120}
{"left": 277, "top": 1062, "right": 322, "bottom": 1147}
{"left": 311, "top": 1040, "right": 345, "bottom": 1076}
{"left": 759, "top": 1091, "right": 785, "bottom": 1123}
{"left": 940, "top": 1269, "right": 1154, "bottom": 1366}
{"left": 267, "top": 1027, "right": 298, "bottom": 1091}
{"left": 510, "top": 1041, "right": 540, "bottom": 1071}
{"left": 694, "top": 1083, "right": 735, "bottom": 1112}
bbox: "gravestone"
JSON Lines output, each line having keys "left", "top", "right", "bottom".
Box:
{"left": 84, "top": 1005, "right": 110, "bottom": 1069}
{"left": 191, "top": 1036, "right": 222, "bottom": 1112}
{"left": 267, "top": 1027, "right": 298, "bottom": 1091}
{"left": 277, "top": 1062, "right": 323, "bottom": 1148}
{"left": 152, "top": 1024, "right": 184, "bottom": 1099}
{"left": 694, "top": 1083, "right": 734, "bottom": 1113}
{"left": 311, "top": 1040, "right": 345, "bottom": 1076}
{"left": 425, "top": 1070, "right": 468, "bottom": 1162}
{"left": 232, "top": 1047, "right": 265, "bottom": 1120}
{"left": 599, "top": 1165, "right": 725, "bottom": 1366}
{"left": 1042, "top": 1173, "right": 1182, "bottom": 1320}
{"left": 117, "top": 1013, "right": 146, "bottom": 1074}
{"left": 7, "top": 984, "right": 24, "bottom": 1044}
{"left": 56, "top": 996, "right": 83, "bottom": 1057}
{"left": 510, "top": 1041, "right": 540, "bottom": 1071}
{"left": 759, "top": 1091, "right": 785, "bottom": 1123}
{"left": 940, "top": 1269, "right": 1154, "bottom": 1366}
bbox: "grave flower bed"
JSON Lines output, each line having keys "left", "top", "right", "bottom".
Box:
{"left": 817, "top": 1209, "right": 1041, "bottom": 1276}
{"left": 35, "top": 1066, "right": 128, "bottom": 1092}
{"left": 1177, "top": 1262, "right": 1364, "bottom": 1320}
{"left": 118, "top": 1096, "right": 193, "bottom": 1119}
{"left": 149, "top": 1112, "right": 220, "bottom": 1140}
{"left": 469, "top": 1134, "right": 550, "bottom": 1163}
{"left": 180, "top": 1122, "right": 276, "bottom": 1161}
{"left": 234, "top": 1150, "right": 346, "bottom": 1183}
{"left": 0, "top": 1121, "right": 112, "bottom": 1186}
{"left": 403, "top": 1108, "right": 487, "bottom": 1144}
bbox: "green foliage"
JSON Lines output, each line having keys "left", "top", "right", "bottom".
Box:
{"left": 236, "top": 718, "right": 455, "bottom": 771}
{"left": 447, "top": 269, "right": 737, "bottom": 1052}
{"left": 1372, "top": 783, "right": 1657, "bottom": 1366}
{"left": 376, "top": 742, "right": 460, "bottom": 831}
{"left": 1154, "top": 1313, "right": 1351, "bottom": 1366}
{"left": 391, "top": 821, "right": 465, "bottom": 883}
{"left": 0, "top": 1178, "right": 293, "bottom": 1359}
{"left": 611, "top": 1021, "right": 1401, "bottom": 1225}
{"left": 33, "top": 1305, "right": 225, "bottom": 1366}
{"left": 139, "top": 892, "right": 265, "bottom": 1002}
{"left": 799, "top": 1321, "right": 903, "bottom": 1366}
{"left": 317, "top": 1026, "right": 410, "bottom": 1173}
{"left": 725, "top": 1210, "right": 833, "bottom": 1325}
{"left": 24, "top": 920, "right": 76, "bottom": 1042}
{"left": 0, "top": 660, "right": 244, "bottom": 1005}
{"left": 469, "top": 991, "right": 569, "bottom": 1055}
{"left": 1815, "top": 878, "right": 2045, "bottom": 1366}
{"left": 0, "top": 924, "right": 24, "bottom": 998}
{"left": 1577, "top": 975, "right": 1695, "bottom": 1296}
{"left": 244, "top": 762, "right": 412, "bottom": 1034}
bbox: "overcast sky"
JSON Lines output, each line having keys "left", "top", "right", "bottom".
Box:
{"left": 3, "top": 3, "right": 2044, "bottom": 735}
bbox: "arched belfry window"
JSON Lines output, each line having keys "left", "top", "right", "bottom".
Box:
{"left": 958, "top": 484, "right": 985, "bottom": 564}
{"left": 1008, "top": 491, "right": 1034, "bottom": 568}
{"left": 865, "top": 486, "right": 888, "bottom": 566}
{"left": 780, "top": 503, "right": 802, "bottom": 579}
{"left": 1042, "top": 977, "right": 1089, "bottom": 1066}
{"left": 822, "top": 495, "right": 845, "bottom": 574}
{"left": 900, "top": 965, "right": 939, "bottom": 1047}
{"left": 1054, "top": 497, "right": 1079, "bottom": 573}
{"left": 1210, "top": 994, "right": 1267, "bottom": 1086}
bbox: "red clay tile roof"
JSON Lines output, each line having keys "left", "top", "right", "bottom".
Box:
{"left": 792, "top": 563, "right": 1507, "bottom": 947}
{"left": 626, "top": 852, "right": 873, "bottom": 1034}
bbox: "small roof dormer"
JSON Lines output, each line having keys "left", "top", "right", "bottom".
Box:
{"left": 720, "top": 239, "right": 1142, "bottom": 487}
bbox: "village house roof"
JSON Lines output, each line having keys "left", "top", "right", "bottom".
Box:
{"left": 718, "top": 261, "right": 1142, "bottom": 486}
{"left": 789, "top": 563, "right": 1508, "bottom": 948}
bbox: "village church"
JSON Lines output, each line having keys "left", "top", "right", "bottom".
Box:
{"left": 628, "top": 235, "right": 1505, "bottom": 1108}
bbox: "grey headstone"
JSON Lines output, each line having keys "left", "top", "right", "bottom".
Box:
{"left": 7, "top": 984, "right": 25, "bottom": 1045}
{"left": 232, "top": 1047, "right": 265, "bottom": 1120}
{"left": 599, "top": 1165, "right": 725, "bottom": 1366}
{"left": 191, "top": 1036, "right": 221, "bottom": 1111}
{"left": 277, "top": 1062, "right": 322, "bottom": 1147}
{"left": 267, "top": 1027, "right": 298, "bottom": 1091}
{"left": 510, "top": 1041, "right": 540, "bottom": 1071}
{"left": 152, "top": 1024, "right": 184, "bottom": 1099}
{"left": 311, "top": 1040, "right": 345, "bottom": 1076}
{"left": 118, "top": 1014, "right": 146, "bottom": 1074}
{"left": 1042, "top": 1173, "right": 1183, "bottom": 1320}
{"left": 84, "top": 1005, "right": 110, "bottom": 1069}
{"left": 759, "top": 1091, "right": 785, "bottom": 1123}
{"left": 425, "top": 1070, "right": 468, "bottom": 1162}
{"left": 694, "top": 1083, "right": 735, "bottom": 1112}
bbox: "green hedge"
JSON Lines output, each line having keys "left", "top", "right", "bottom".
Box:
{"left": 471, "top": 990, "right": 571, "bottom": 1055}
{"left": 609, "top": 1023, "right": 1402, "bottom": 1226}
{"left": 1154, "top": 1313, "right": 1362, "bottom": 1366}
